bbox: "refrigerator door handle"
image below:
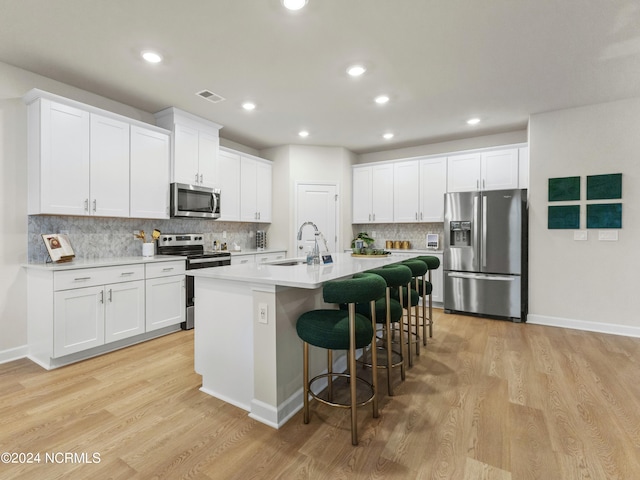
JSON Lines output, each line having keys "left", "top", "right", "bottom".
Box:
{"left": 447, "top": 272, "right": 515, "bottom": 282}
{"left": 482, "top": 195, "right": 487, "bottom": 268}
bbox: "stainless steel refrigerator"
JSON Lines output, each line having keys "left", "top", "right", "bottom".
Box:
{"left": 443, "top": 189, "right": 528, "bottom": 322}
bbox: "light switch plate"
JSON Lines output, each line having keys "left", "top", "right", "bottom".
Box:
{"left": 598, "top": 230, "right": 618, "bottom": 241}
{"left": 258, "top": 303, "right": 268, "bottom": 324}
{"left": 573, "top": 230, "right": 588, "bottom": 241}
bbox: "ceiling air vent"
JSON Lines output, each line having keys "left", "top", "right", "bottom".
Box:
{"left": 196, "top": 90, "right": 225, "bottom": 103}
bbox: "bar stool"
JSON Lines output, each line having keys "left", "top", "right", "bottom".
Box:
{"left": 296, "top": 272, "right": 386, "bottom": 445}
{"left": 391, "top": 259, "right": 427, "bottom": 366}
{"left": 357, "top": 264, "right": 412, "bottom": 396}
{"left": 414, "top": 255, "right": 440, "bottom": 342}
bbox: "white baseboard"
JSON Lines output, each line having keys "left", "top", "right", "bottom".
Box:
{"left": 527, "top": 314, "right": 640, "bottom": 338}
{"left": 0, "top": 344, "right": 29, "bottom": 365}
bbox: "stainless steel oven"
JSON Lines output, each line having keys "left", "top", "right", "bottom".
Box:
{"left": 156, "top": 234, "right": 231, "bottom": 329}
{"left": 170, "top": 183, "right": 221, "bottom": 219}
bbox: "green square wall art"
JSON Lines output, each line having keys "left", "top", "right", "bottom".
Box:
{"left": 548, "top": 205, "right": 580, "bottom": 229}
{"left": 549, "top": 176, "right": 580, "bottom": 201}
{"left": 587, "top": 203, "right": 622, "bottom": 229}
{"left": 587, "top": 173, "right": 622, "bottom": 200}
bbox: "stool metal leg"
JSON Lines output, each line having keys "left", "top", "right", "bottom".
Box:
{"left": 421, "top": 275, "right": 427, "bottom": 346}
{"left": 404, "top": 283, "right": 413, "bottom": 367}
{"left": 428, "top": 270, "right": 433, "bottom": 338}
{"left": 327, "top": 349, "right": 333, "bottom": 402}
{"left": 303, "top": 341, "right": 310, "bottom": 424}
{"left": 413, "top": 276, "right": 421, "bottom": 356}
{"left": 348, "top": 303, "right": 358, "bottom": 445}
{"left": 369, "top": 299, "right": 379, "bottom": 418}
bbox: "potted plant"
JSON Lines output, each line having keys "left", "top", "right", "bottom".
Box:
{"left": 351, "top": 232, "right": 375, "bottom": 253}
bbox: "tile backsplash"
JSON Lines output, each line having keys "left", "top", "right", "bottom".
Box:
{"left": 28, "top": 215, "right": 269, "bottom": 262}
{"left": 352, "top": 222, "right": 444, "bottom": 250}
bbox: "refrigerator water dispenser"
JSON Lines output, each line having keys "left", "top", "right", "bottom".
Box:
{"left": 450, "top": 221, "right": 472, "bottom": 246}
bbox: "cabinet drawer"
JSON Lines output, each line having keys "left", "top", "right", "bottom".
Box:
{"left": 255, "top": 252, "right": 286, "bottom": 263}
{"left": 54, "top": 264, "right": 145, "bottom": 291}
{"left": 145, "top": 260, "right": 186, "bottom": 279}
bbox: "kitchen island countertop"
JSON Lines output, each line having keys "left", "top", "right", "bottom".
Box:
{"left": 189, "top": 251, "right": 419, "bottom": 289}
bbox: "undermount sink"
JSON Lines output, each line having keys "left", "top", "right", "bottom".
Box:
{"left": 263, "top": 258, "right": 307, "bottom": 266}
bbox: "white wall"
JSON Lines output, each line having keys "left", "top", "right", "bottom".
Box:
{"left": 357, "top": 130, "right": 527, "bottom": 164}
{"left": 528, "top": 97, "right": 640, "bottom": 336}
{"left": 261, "top": 145, "right": 356, "bottom": 256}
{"left": 0, "top": 61, "right": 167, "bottom": 360}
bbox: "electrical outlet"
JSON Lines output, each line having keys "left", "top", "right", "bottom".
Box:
{"left": 222, "top": 231, "right": 227, "bottom": 239}
{"left": 573, "top": 230, "right": 588, "bottom": 241}
{"left": 258, "top": 303, "right": 268, "bottom": 324}
{"left": 598, "top": 230, "right": 618, "bottom": 241}
{"left": 371, "top": 231, "right": 376, "bottom": 238}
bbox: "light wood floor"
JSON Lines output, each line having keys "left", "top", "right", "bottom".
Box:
{"left": 2, "top": 311, "right": 640, "bottom": 479}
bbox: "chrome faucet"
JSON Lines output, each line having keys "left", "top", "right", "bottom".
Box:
{"left": 297, "top": 221, "right": 322, "bottom": 263}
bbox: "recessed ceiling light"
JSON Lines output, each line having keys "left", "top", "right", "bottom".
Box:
{"left": 282, "top": 0, "right": 308, "bottom": 10}
{"left": 375, "top": 95, "right": 390, "bottom": 104}
{"left": 242, "top": 102, "right": 256, "bottom": 111}
{"left": 347, "top": 65, "right": 366, "bottom": 77}
{"left": 383, "top": 133, "right": 394, "bottom": 140}
{"left": 467, "top": 117, "right": 481, "bottom": 125}
{"left": 141, "top": 51, "right": 162, "bottom": 63}
{"left": 298, "top": 130, "right": 309, "bottom": 138}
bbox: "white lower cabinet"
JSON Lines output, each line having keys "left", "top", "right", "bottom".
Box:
{"left": 429, "top": 253, "right": 444, "bottom": 305}
{"left": 145, "top": 275, "right": 185, "bottom": 332}
{"left": 145, "top": 261, "right": 186, "bottom": 332}
{"left": 54, "top": 279, "right": 146, "bottom": 356}
{"left": 54, "top": 285, "right": 106, "bottom": 357}
{"left": 28, "top": 259, "right": 185, "bottom": 368}
{"left": 105, "top": 280, "right": 146, "bottom": 343}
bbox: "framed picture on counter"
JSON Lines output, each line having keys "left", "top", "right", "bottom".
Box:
{"left": 42, "top": 233, "right": 75, "bottom": 263}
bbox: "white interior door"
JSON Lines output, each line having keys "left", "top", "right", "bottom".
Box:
{"left": 295, "top": 183, "right": 338, "bottom": 256}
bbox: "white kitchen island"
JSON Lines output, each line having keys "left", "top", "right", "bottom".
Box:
{"left": 189, "top": 251, "right": 419, "bottom": 428}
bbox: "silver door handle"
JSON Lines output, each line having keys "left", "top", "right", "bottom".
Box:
{"left": 482, "top": 195, "right": 487, "bottom": 268}
{"left": 120, "top": 272, "right": 135, "bottom": 276}
{"left": 448, "top": 272, "right": 515, "bottom": 281}
{"left": 108, "top": 289, "right": 113, "bottom": 302}
{"left": 99, "top": 290, "right": 104, "bottom": 304}
{"left": 373, "top": 213, "right": 376, "bottom": 221}
{"left": 415, "top": 212, "right": 418, "bottom": 220}
{"left": 74, "top": 276, "right": 91, "bottom": 281}
{"left": 162, "top": 267, "right": 174, "bottom": 272}
{"left": 84, "top": 199, "right": 89, "bottom": 212}
{"left": 200, "top": 174, "right": 203, "bottom": 184}
{"left": 368, "top": 214, "right": 371, "bottom": 221}
{"left": 93, "top": 199, "right": 97, "bottom": 212}
{"left": 195, "top": 173, "right": 199, "bottom": 184}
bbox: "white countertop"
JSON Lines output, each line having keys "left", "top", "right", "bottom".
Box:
{"left": 23, "top": 255, "right": 186, "bottom": 271}
{"left": 189, "top": 252, "right": 421, "bottom": 289}
{"left": 227, "top": 248, "right": 287, "bottom": 256}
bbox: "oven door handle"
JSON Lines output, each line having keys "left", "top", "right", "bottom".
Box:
{"left": 188, "top": 257, "right": 230, "bottom": 265}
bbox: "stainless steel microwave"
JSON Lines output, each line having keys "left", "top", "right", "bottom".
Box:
{"left": 170, "top": 183, "right": 220, "bottom": 219}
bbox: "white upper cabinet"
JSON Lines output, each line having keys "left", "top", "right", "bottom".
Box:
{"left": 393, "top": 157, "right": 447, "bottom": 223}
{"left": 352, "top": 164, "right": 394, "bottom": 223}
{"left": 481, "top": 148, "right": 519, "bottom": 191}
{"left": 393, "top": 160, "right": 420, "bottom": 222}
{"left": 130, "top": 125, "right": 171, "bottom": 219}
{"left": 447, "top": 148, "right": 519, "bottom": 192}
{"left": 90, "top": 114, "right": 130, "bottom": 217}
{"left": 154, "top": 107, "right": 222, "bottom": 189}
{"left": 27, "top": 98, "right": 90, "bottom": 215}
{"left": 446, "top": 152, "right": 482, "bottom": 192}
{"left": 25, "top": 89, "right": 171, "bottom": 219}
{"left": 217, "top": 149, "right": 241, "bottom": 221}
{"left": 418, "top": 156, "right": 447, "bottom": 222}
{"left": 240, "top": 154, "right": 272, "bottom": 222}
